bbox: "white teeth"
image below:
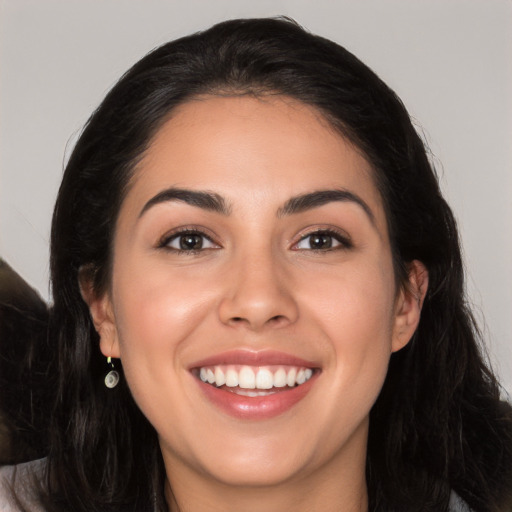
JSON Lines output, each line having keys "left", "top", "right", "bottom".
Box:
{"left": 239, "top": 366, "right": 256, "bottom": 389}
{"left": 286, "top": 367, "right": 297, "bottom": 387}
{"left": 273, "top": 368, "right": 287, "bottom": 387}
{"left": 198, "top": 364, "right": 315, "bottom": 390}
{"left": 255, "top": 368, "right": 273, "bottom": 389}
{"left": 225, "top": 368, "right": 239, "bottom": 387}
{"left": 214, "top": 367, "right": 226, "bottom": 386}
{"left": 231, "top": 388, "right": 275, "bottom": 397}
{"left": 206, "top": 368, "right": 215, "bottom": 384}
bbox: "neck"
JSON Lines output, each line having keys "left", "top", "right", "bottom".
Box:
{"left": 166, "top": 480, "right": 368, "bottom": 512}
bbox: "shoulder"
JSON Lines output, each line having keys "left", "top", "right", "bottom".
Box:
{"left": 0, "top": 459, "right": 46, "bottom": 512}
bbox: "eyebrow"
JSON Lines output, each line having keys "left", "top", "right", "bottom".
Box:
{"left": 139, "top": 188, "right": 231, "bottom": 218}
{"left": 139, "top": 187, "right": 375, "bottom": 224}
{"left": 277, "top": 189, "right": 375, "bottom": 224}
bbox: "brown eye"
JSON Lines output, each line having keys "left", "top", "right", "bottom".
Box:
{"left": 294, "top": 230, "right": 351, "bottom": 251}
{"left": 162, "top": 230, "right": 218, "bottom": 252}
{"left": 179, "top": 234, "right": 204, "bottom": 250}
{"left": 308, "top": 233, "right": 333, "bottom": 250}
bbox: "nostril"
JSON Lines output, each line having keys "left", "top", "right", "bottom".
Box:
{"left": 269, "top": 315, "right": 287, "bottom": 324}
{"left": 229, "top": 315, "right": 286, "bottom": 326}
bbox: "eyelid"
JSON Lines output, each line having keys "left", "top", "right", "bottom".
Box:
{"left": 157, "top": 225, "right": 221, "bottom": 250}
{"left": 291, "top": 226, "right": 353, "bottom": 251}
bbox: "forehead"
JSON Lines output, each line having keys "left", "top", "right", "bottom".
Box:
{"left": 124, "top": 95, "right": 387, "bottom": 230}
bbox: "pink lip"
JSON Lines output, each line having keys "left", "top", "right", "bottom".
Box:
{"left": 189, "top": 350, "right": 320, "bottom": 420}
{"left": 189, "top": 349, "right": 318, "bottom": 369}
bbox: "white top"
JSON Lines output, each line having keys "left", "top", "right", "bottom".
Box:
{"left": 0, "top": 459, "right": 45, "bottom": 512}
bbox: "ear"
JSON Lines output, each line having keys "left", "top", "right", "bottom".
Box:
{"left": 78, "top": 269, "right": 121, "bottom": 359}
{"left": 392, "top": 260, "right": 429, "bottom": 353}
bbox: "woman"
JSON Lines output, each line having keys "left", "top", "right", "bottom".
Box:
{"left": 1, "top": 17, "right": 511, "bottom": 512}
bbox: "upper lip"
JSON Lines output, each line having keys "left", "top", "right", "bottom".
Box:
{"left": 189, "top": 349, "right": 319, "bottom": 370}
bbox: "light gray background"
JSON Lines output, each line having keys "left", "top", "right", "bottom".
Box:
{"left": 1, "top": 0, "right": 511, "bottom": 395}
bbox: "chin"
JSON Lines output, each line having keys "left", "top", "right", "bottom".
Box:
{"left": 203, "top": 456, "right": 310, "bottom": 488}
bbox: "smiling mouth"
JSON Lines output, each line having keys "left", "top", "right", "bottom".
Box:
{"left": 194, "top": 365, "right": 315, "bottom": 396}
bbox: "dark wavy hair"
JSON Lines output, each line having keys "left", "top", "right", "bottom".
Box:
{"left": 26, "top": 17, "right": 512, "bottom": 512}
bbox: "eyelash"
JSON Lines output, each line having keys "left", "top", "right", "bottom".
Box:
{"left": 158, "top": 227, "right": 352, "bottom": 254}
{"left": 292, "top": 229, "right": 353, "bottom": 252}
{"left": 158, "top": 228, "right": 219, "bottom": 254}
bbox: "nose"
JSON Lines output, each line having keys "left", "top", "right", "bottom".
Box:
{"left": 218, "top": 250, "right": 299, "bottom": 331}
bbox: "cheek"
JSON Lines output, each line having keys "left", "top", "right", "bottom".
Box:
{"left": 111, "top": 262, "right": 218, "bottom": 363}
{"left": 299, "top": 261, "right": 396, "bottom": 388}
{"left": 302, "top": 260, "right": 395, "bottom": 334}
{"left": 109, "top": 264, "right": 221, "bottom": 434}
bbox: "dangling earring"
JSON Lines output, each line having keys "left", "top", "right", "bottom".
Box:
{"left": 104, "top": 356, "right": 120, "bottom": 389}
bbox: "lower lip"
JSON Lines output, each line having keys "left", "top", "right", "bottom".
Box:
{"left": 195, "top": 373, "right": 318, "bottom": 420}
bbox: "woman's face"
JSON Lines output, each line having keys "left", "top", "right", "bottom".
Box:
{"left": 89, "top": 95, "right": 423, "bottom": 492}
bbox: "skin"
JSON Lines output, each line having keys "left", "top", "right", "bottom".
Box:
{"left": 84, "top": 95, "right": 428, "bottom": 512}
